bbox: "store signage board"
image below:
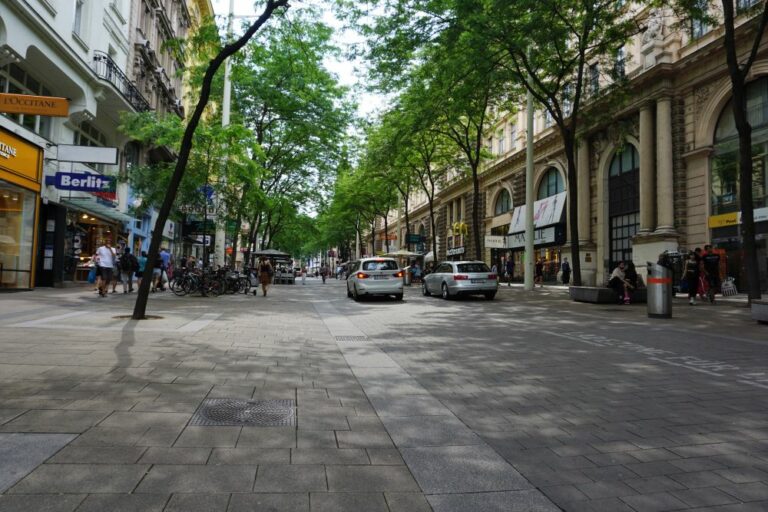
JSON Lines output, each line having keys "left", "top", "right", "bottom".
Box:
{"left": 509, "top": 226, "right": 557, "bottom": 249}
{"left": 708, "top": 207, "right": 768, "bottom": 228}
{"left": 484, "top": 235, "right": 509, "bottom": 249}
{"left": 0, "top": 93, "right": 69, "bottom": 117}
{"left": 57, "top": 145, "right": 118, "bottom": 165}
{"left": 53, "top": 171, "right": 114, "bottom": 192}
{"left": 447, "top": 246, "right": 465, "bottom": 256}
{"left": 508, "top": 191, "right": 567, "bottom": 234}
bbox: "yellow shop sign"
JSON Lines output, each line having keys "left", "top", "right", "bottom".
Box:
{"left": 0, "top": 128, "right": 43, "bottom": 191}
{"left": 708, "top": 212, "right": 738, "bottom": 229}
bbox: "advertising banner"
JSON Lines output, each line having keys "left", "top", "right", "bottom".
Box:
{"left": 53, "top": 172, "right": 114, "bottom": 192}
{"left": 508, "top": 191, "right": 567, "bottom": 234}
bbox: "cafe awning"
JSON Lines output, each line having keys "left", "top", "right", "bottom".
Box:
{"left": 61, "top": 197, "right": 133, "bottom": 224}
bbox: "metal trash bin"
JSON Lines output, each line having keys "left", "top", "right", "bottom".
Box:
{"left": 647, "top": 261, "right": 673, "bottom": 318}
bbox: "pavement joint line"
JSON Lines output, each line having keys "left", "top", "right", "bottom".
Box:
{"left": 9, "top": 310, "right": 90, "bottom": 328}
{"left": 7, "top": 310, "right": 221, "bottom": 334}
{"left": 314, "top": 300, "right": 558, "bottom": 506}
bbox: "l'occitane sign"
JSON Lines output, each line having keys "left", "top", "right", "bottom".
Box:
{"left": 0, "top": 93, "right": 69, "bottom": 117}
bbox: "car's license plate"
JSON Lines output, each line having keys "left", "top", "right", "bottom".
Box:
{"left": 373, "top": 275, "right": 388, "bottom": 280}
{"left": 471, "top": 279, "right": 485, "bottom": 284}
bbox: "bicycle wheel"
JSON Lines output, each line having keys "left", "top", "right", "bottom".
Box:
{"left": 171, "top": 275, "right": 188, "bottom": 296}
{"left": 239, "top": 277, "right": 251, "bottom": 295}
{"left": 207, "top": 278, "right": 223, "bottom": 297}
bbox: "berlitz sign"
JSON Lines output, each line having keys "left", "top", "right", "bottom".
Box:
{"left": 0, "top": 93, "right": 69, "bottom": 117}
{"left": 53, "top": 172, "right": 114, "bottom": 192}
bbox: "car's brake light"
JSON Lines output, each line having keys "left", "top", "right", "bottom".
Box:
{"left": 453, "top": 274, "right": 469, "bottom": 280}
{"left": 394, "top": 271, "right": 403, "bottom": 278}
{"left": 356, "top": 272, "right": 370, "bottom": 279}
{"left": 488, "top": 274, "right": 497, "bottom": 280}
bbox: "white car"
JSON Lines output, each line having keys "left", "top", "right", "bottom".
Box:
{"left": 346, "top": 258, "right": 404, "bottom": 301}
{"left": 423, "top": 260, "right": 498, "bottom": 300}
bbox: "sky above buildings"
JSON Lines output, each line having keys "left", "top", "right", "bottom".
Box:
{"left": 210, "top": 0, "right": 385, "bottom": 118}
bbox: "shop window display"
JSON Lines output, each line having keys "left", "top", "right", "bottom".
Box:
{"left": 0, "top": 181, "right": 36, "bottom": 288}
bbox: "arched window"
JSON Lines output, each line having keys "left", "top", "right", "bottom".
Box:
{"left": 711, "top": 77, "right": 768, "bottom": 216}
{"left": 608, "top": 145, "right": 640, "bottom": 269}
{"left": 494, "top": 189, "right": 512, "bottom": 216}
{"left": 537, "top": 168, "right": 565, "bottom": 200}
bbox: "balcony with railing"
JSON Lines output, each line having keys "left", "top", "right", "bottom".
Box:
{"left": 92, "top": 51, "right": 151, "bottom": 113}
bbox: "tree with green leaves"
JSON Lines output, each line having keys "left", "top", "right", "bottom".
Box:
{"left": 131, "top": 0, "right": 290, "bottom": 319}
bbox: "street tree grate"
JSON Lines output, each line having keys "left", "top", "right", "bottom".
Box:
{"left": 189, "top": 398, "right": 295, "bottom": 427}
{"left": 335, "top": 336, "right": 369, "bottom": 342}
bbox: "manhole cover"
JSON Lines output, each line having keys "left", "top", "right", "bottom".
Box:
{"left": 189, "top": 398, "right": 295, "bottom": 427}
{"left": 335, "top": 336, "right": 369, "bottom": 342}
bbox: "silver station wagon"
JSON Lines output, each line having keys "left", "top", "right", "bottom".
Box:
{"left": 423, "top": 260, "right": 498, "bottom": 300}
{"left": 346, "top": 258, "right": 404, "bottom": 301}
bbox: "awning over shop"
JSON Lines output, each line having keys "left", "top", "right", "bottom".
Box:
{"left": 508, "top": 191, "right": 567, "bottom": 235}
{"left": 61, "top": 197, "right": 133, "bottom": 224}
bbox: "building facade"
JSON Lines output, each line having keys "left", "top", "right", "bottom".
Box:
{"left": 372, "top": 4, "right": 768, "bottom": 292}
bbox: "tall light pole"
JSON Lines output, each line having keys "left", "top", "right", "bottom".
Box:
{"left": 524, "top": 87, "right": 535, "bottom": 291}
{"left": 215, "top": 0, "right": 235, "bottom": 267}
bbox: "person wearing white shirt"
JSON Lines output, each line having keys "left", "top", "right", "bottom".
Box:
{"left": 95, "top": 242, "right": 115, "bottom": 297}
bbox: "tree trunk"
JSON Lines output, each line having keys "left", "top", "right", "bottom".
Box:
{"left": 563, "top": 133, "right": 582, "bottom": 286}
{"left": 471, "top": 169, "right": 482, "bottom": 260}
{"left": 403, "top": 194, "right": 411, "bottom": 250}
{"left": 132, "top": 0, "right": 289, "bottom": 319}
{"left": 428, "top": 199, "right": 437, "bottom": 259}
{"left": 384, "top": 214, "right": 390, "bottom": 253}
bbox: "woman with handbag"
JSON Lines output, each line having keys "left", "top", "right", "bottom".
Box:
{"left": 256, "top": 257, "right": 273, "bottom": 297}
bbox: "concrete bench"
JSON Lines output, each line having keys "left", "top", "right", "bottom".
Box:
{"left": 752, "top": 300, "right": 768, "bottom": 324}
{"left": 569, "top": 286, "right": 647, "bottom": 304}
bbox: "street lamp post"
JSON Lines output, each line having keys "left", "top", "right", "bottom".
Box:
{"left": 524, "top": 87, "right": 535, "bottom": 291}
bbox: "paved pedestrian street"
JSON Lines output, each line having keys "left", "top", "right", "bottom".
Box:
{"left": 0, "top": 280, "right": 767, "bottom": 512}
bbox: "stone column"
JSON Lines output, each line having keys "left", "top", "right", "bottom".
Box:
{"left": 639, "top": 103, "right": 655, "bottom": 233}
{"left": 655, "top": 96, "right": 675, "bottom": 233}
{"left": 577, "top": 138, "right": 591, "bottom": 243}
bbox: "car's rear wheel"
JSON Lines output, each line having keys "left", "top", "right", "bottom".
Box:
{"left": 347, "top": 285, "right": 353, "bottom": 298}
{"left": 484, "top": 291, "right": 496, "bottom": 300}
{"left": 441, "top": 283, "right": 451, "bottom": 300}
{"left": 394, "top": 293, "right": 403, "bottom": 301}
{"left": 352, "top": 285, "right": 360, "bottom": 301}
{"left": 422, "top": 281, "right": 430, "bottom": 296}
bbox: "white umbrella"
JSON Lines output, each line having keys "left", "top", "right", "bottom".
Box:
{"left": 384, "top": 249, "right": 422, "bottom": 257}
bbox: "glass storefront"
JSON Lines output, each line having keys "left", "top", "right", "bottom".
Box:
{"left": 63, "top": 209, "right": 119, "bottom": 281}
{"left": 0, "top": 180, "right": 37, "bottom": 288}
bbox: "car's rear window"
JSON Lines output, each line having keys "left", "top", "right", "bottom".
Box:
{"left": 362, "top": 260, "right": 398, "bottom": 271}
{"left": 457, "top": 263, "right": 490, "bottom": 273}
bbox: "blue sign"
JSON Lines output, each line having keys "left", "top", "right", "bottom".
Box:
{"left": 51, "top": 172, "right": 114, "bottom": 192}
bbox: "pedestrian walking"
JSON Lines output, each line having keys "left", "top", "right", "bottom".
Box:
{"left": 136, "top": 251, "right": 147, "bottom": 288}
{"left": 95, "top": 241, "right": 115, "bottom": 297}
{"left": 320, "top": 263, "right": 328, "bottom": 284}
{"left": 505, "top": 258, "right": 515, "bottom": 287}
{"left": 535, "top": 259, "right": 544, "bottom": 287}
{"left": 561, "top": 257, "right": 571, "bottom": 285}
{"left": 256, "top": 257, "right": 273, "bottom": 296}
{"left": 684, "top": 251, "right": 700, "bottom": 305}
{"left": 301, "top": 266, "right": 307, "bottom": 285}
{"left": 152, "top": 252, "right": 164, "bottom": 292}
{"left": 119, "top": 248, "right": 138, "bottom": 293}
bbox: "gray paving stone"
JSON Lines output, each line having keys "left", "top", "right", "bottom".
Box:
{"left": 575, "top": 480, "right": 638, "bottom": 499}
{"left": 719, "top": 481, "right": 768, "bottom": 501}
{"left": 380, "top": 415, "right": 482, "bottom": 447}
{"left": 671, "top": 487, "right": 739, "bottom": 508}
{"left": 163, "top": 493, "right": 230, "bottom": 512}
{"left": 427, "top": 490, "right": 560, "bottom": 512}
{"left": 367, "top": 395, "right": 449, "bottom": 417}
{"left": 75, "top": 494, "right": 168, "bottom": 512}
{"left": 8, "top": 463, "right": 149, "bottom": 494}
{"left": 297, "top": 430, "right": 337, "bottom": 448}
{"left": 174, "top": 426, "right": 241, "bottom": 447}
{"left": 0, "top": 433, "right": 77, "bottom": 492}
{"left": 209, "top": 447, "right": 289, "bottom": 465}
{"left": 138, "top": 447, "right": 211, "bottom": 465}
{"left": 237, "top": 428, "right": 295, "bottom": 448}
{"left": 2, "top": 410, "right": 107, "bottom": 433}
{"left": 309, "top": 492, "right": 388, "bottom": 512}
{"left": 400, "top": 444, "right": 531, "bottom": 494}
{"left": 136, "top": 465, "right": 256, "bottom": 493}
{"left": 98, "top": 411, "right": 192, "bottom": 429}
{"left": 0, "top": 494, "right": 85, "bottom": 512}
{"left": 292, "top": 448, "right": 369, "bottom": 465}
{"left": 384, "top": 492, "right": 433, "bottom": 512}
{"left": 253, "top": 465, "right": 327, "bottom": 492}
{"left": 620, "top": 491, "right": 689, "bottom": 512}
{"left": 48, "top": 445, "right": 146, "bottom": 464}
{"left": 69, "top": 427, "right": 147, "bottom": 447}
{"left": 336, "top": 431, "right": 394, "bottom": 449}
{"left": 347, "top": 416, "right": 387, "bottom": 431}
{"left": 367, "top": 448, "right": 405, "bottom": 465}
{"left": 326, "top": 465, "right": 420, "bottom": 492}
{"left": 228, "top": 493, "right": 309, "bottom": 512}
